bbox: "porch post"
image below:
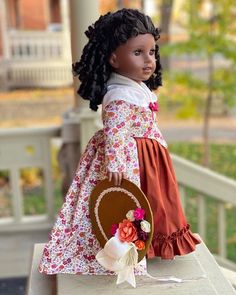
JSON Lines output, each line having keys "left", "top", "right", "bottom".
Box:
{"left": 58, "top": 1, "right": 100, "bottom": 197}
{"left": 0, "top": 0, "right": 10, "bottom": 89}
{"left": 69, "top": 0, "right": 99, "bottom": 109}
{"left": 69, "top": 0, "right": 100, "bottom": 150}
{"left": 59, "top": 0, "right": 71, "bottom": 61}
{"left": 0, "top": 0, "right": 10, "bottom": 59}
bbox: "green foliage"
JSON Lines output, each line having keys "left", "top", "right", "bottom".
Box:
{"left": 21, "top": 146, "right": 63, "bottom": 215}
{"left": 169, "top": 142, "right": 236, "bottom": 179}
{"left": 0, "top": 171, "right": 9, "bottom": 179}
{"left": 160, "top": 0, "right": 236, "bottom": 118}
{"left": 23, "top": 187, "right": 46, "bottom": 215}
{"left": 159, "top": 72, "right": 205, "bottom": 118}
{"left": 23, "top": 180, "right": 63, "bottom": 215}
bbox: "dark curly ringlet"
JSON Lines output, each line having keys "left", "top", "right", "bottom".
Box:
{"left": 72, "top": 8, "right": 162, "bottom": 111}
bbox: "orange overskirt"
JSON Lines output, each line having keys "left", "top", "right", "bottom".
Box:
{"left": 135, "top": 138, "right": 201, "bottom": 259}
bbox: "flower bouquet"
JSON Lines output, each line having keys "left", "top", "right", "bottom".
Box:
{"left": 111, "top": 208, "right": 151, "bottom": 251}
{"left": 96, "top": 207, "right": 151, "bottom": 287}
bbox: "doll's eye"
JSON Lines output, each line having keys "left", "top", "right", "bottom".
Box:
{"left": 134, "top": 50, "right": 141, "bottom": 56}
{"left": 150, "top": 49, "right": 156, "bottom": 55}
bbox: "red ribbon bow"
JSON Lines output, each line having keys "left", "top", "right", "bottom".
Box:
{"left": 149, "top": 102, "right": 159, "bottom": 112}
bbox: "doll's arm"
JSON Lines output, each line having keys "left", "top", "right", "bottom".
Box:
{"left": 103, "top": 100, "right": 132, "bottom": 176}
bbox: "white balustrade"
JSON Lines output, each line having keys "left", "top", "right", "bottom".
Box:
{"left": 197, "top": 194, "right": 206, "bottom": 241}
{"left": 179, "top": 185, "right": 186, "bottom": 212}
{"left": 0, "top": 126, "right": 61, "bottom": 231}
{"left": 0, "top": 30, "right": 72, "bottom": 88}
{"left": 8, "top": 31, "right": 63, "bottom": 60}
{"left": 172, "top": 154, "right": 236, "bottom": 264}
{"left": 0, "top": 125, "right": 235, "bottom": 267}
{"left": 218, "top": 202, "right": 226, "bottom": 258}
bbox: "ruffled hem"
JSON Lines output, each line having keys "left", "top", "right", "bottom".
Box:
{"left": 147, "top": 224, "right": 201, "bottom": 260}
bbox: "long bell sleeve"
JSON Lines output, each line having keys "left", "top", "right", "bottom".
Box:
{"left": 102, "top": 100, "right": 133, "bottom": 173}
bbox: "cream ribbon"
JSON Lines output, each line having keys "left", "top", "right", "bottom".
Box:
{"left": 96, "top": 231, "right": 205, "bottom": 288}
{"left": 96, "top": 231, "right": 138, "bottom": 287}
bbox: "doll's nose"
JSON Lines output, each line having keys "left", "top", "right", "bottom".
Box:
{"left": 144, "top": 53, "right": 154, "bottom": 63}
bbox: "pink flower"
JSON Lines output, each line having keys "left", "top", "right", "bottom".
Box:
{"left": 149, "top": 102, "right": 159, "bottom": 112}
{"left": 110, "top": 224, "right": 118, "bottom": 236}
{"left": 133, "top": 208, "right": 145, "bottom": 220}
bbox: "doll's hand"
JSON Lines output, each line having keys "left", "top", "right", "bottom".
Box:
{"left": 107, "top": 172, "right": 124, "bottom": 186}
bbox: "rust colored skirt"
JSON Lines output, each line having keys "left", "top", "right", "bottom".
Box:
{"left": 135, "top": 138, "right": 201, "bottom": 260}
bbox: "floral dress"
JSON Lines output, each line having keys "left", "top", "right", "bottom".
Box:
{"left": 38, "top": 73, "right": 200, "bottom": 275}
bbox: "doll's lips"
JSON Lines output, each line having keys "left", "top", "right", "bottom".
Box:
{"left": 143, "top": 67, "right": 152, "bottom": 73}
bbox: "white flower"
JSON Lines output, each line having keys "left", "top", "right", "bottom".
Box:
{"left": 126, "top": 210, "right": 135, "bottom": 221}
{"left": 140, "top": 220, "right": 151, "bottom": 233}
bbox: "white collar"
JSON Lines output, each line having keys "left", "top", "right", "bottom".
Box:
{"left": 103, "top": 72, "right": 157, "bottom": 108}
{"left": 107, "top": 72, "right": 154, "bottom": 97}
{"left": 107, "top": 72, "right": 145, "bottom": 87}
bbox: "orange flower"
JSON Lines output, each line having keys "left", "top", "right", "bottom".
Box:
{"left": 133, "top": 168, "right": 139, "bottom": 174}
{"left": 118, "top": 219, "right": 138, "bottom": 243}
{"left": 135, "top": 240, "right": 145, "bottom": 250}
{"left": 112, "top": 128, "right": 118, "bottom": 133}
{"left": 107, "top": 112, "right": 115, "bottom": 117}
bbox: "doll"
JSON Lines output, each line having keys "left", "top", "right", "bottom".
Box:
{"left": 38, "top": 8, "right": 200, "bottom": 276}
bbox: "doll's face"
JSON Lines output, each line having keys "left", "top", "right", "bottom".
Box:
{"left": 109, "top": 33, "right": 156, "bottom": 84}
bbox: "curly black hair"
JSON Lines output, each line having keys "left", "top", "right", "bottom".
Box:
{"left": 72, "top": 8, "right": 162, "bottom": 111}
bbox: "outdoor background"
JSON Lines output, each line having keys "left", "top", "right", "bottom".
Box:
{"left": 0, "top": 0, "right": 236, "bottom": 294}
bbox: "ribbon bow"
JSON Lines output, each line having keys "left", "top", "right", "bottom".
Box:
{"left": 149, "top": 102, "right": 159, "bottom": 112}
{"left": 96, "top": 231, "right": 201, "bottom": 287}
{"left": 96, "top": 231, "right": 139, "bottom": 288}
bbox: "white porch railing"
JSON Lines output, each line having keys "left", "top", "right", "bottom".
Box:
{"left": 0, "top": 30, "right": 72, "bottom": 88}
{"left": 8, "top": 30, "right": 64, "bottom": 60}
{"left": 172, "top": 154, "right": 236, "bottom": 269}
{"left": 0, "top": 126, "right": 60, "bottom": 231}
{"left": 0, "top": 125, "right": 235, "bottom": 268}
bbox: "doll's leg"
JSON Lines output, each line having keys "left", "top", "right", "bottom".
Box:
{"left": 51, "top": 274, "right": 57, "bottom": 295}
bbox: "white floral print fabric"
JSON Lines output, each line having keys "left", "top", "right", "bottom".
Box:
{"left": 38, "top": 99, "right": 166, "bottom": 275}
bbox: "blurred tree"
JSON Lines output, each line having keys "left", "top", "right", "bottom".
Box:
{"left": 159, "top": 0, "right": 174, "bottom": 71}
{"left": 99, "top": 0, "right": 143, "bottom": 13}
{"left": 161, "top": 0, "right": 236, "bottom": 167}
